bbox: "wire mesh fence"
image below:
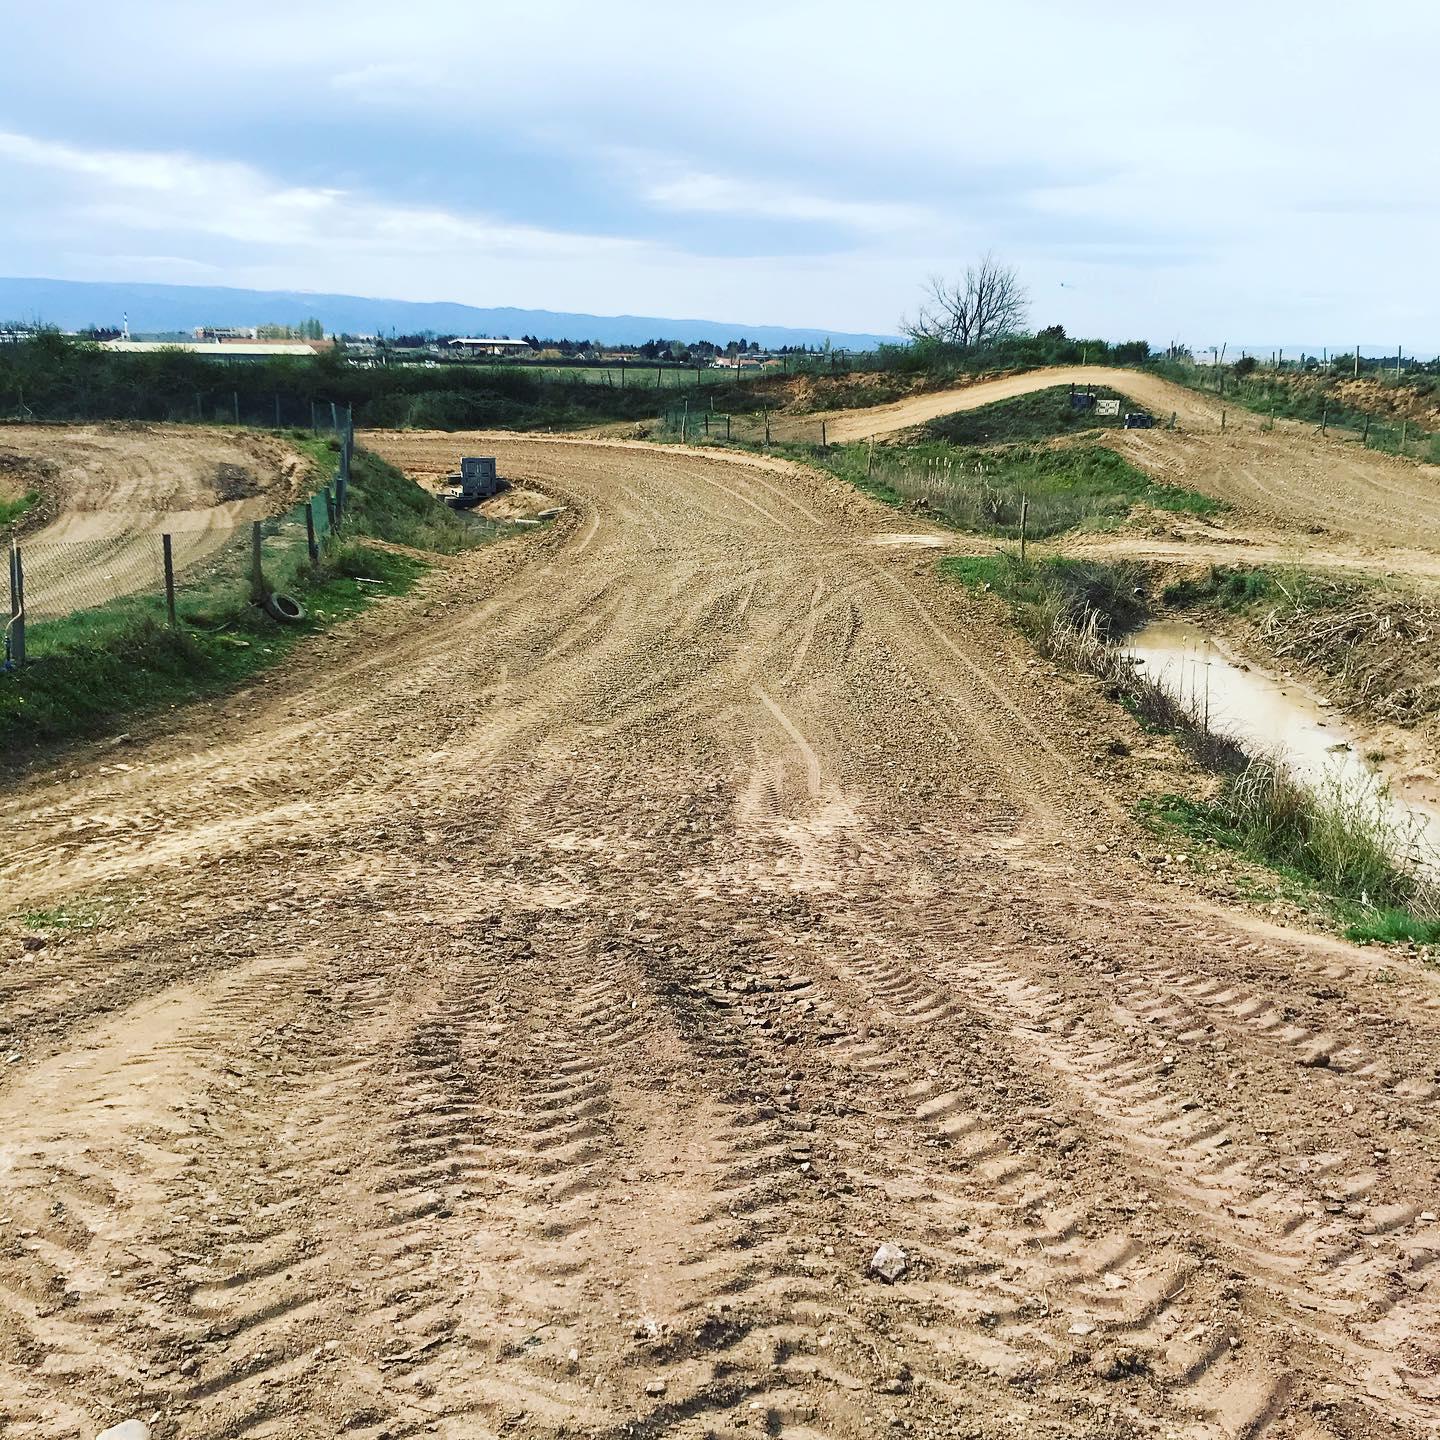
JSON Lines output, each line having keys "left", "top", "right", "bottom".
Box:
{"left": 5, "top": 417, "right": 354, "bottom": 669}
{"left": 657, "top": 406, "right": 738, "bottom": 443}
{"left": 2, "top": 388, "right": 362, "bottom": 434}
{"left": 7, "top": 489, "right": 342, "bottom": 663}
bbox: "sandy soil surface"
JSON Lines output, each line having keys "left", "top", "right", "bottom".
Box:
{"left": 2, "top": 434, "right": 1438, "bottom": 1439}
{"left": 0, "top": 424, "right": 304, "bottom": 618}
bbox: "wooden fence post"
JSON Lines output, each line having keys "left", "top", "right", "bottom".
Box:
{"left": 867, "top": 436, "right": 876, "bottom": 478}
{"left": 162, "top": 533, "right": 176, "bottom": 626}
{"left": 725, "top": 414, "right": 731, "bottom": 441}
{"left": 325, "top": 487, "right": 336, "bottom": 531}
{"left": 821, "top": 420, "right": 827, "bottom": 449}
{"left": 1363, "top": 414, "right": 1371, "bottom": 445}
{"left": 1019, "top": 496, "right": 1029, "bottom": 566}
{"left": 305, "top": 499, "right": 319, "bottom": 562}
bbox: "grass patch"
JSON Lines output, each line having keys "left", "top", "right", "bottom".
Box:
{"left": 19, "top": 897, "right": 114, "bottom": 932}
{"left": 940, "top": 552, "right": 1150, "bottom": 637}
{"left": 1344, "top": 909, "right": 1440, "bottom": 946}
{"left": 1, "top": 545, "right": 424, "bottom": 750}
{"left": 920, "top": 385, "right": 1143, "bottom": 445}
{"left": 0, "top": 490, "right": 39, "bottom": 529}
{"left": 827, "top": 440, "right": 1219, "bottom": 539}
{"left": 1140, "top": 765, "right": 1440, "bottom": 947}
{"left": 1161, "top": 564, "right": 1361, "bottom": 613}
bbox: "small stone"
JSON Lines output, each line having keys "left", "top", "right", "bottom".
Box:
{"left": 644, "top": 1379, "right": 666, "bottom": 1396}
{"left": 870, "top": 1242, "right": 908, "bottom": 1283}
{"left": 96, "top": 1423, "right": 152, "bottom": 1440}
{"left": 1091, "top": 1348, "right": 1143, "bottom": 1381}
{"left": 1298, "top": 1050, "right": 1331, "bottom": 1069}
{"left": 20, "top": 935, "right": 46, "bottom": 952}
{"left": 1068, "top": 1320, "right": 1096, "bottom": 1336}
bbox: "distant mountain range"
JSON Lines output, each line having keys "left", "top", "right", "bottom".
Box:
{"left": 0, "top": 277, "right": 897, "bottom": 350}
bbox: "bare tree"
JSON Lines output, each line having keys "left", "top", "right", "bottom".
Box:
{"left": 902, "top": 253, "right": 1029, "bottom": 349}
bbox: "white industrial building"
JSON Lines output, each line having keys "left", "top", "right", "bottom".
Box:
{"left": 446, "top": 337, "right": 533, "bottom": 355}
{"left": 100, "top": 340, "right": 318, "bottom": 358}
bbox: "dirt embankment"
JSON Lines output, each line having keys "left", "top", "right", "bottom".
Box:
{"left": 0, "top": 423, "right": 306, "bottom": 541}
{"left": 0, "top": 423, "right": 306, "bottom": 614}
{"left": 0, "top": 431, "right": 1436, "bottom": 1438}
{"left": 1257, "top": 372, "right": 1440, "bottom": 430}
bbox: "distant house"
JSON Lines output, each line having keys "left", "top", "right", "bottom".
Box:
{"left": 446, "top": 337, "right": 534, "bottom": 356}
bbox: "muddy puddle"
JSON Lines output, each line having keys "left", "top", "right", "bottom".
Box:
{"left": 1124, "top": 618, "right": 1440, "bottom": 866}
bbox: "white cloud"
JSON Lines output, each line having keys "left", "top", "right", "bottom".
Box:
{"left": 0, "top": 130, "right": 637, "bottom": 260}
{"left": 641, "top": 168, "right": 932, "bottom": 236}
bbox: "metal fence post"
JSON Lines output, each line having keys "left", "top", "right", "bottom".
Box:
{"left": 233, "top": 390, "right": 240, "bottom": 425}
{"left": 162, "top": 533, "right": 177, "bottom": 627}
{"left": 250, "top": 521, "right": 264, "bottom": 600}
{"left": 305, "top": 498, "right": 319, "bottom": 562}
{"left": 336, "top": 445, "right": 349, "bottom": 526}
{"left": 8, "top": 542, "right": 24, "bottom": 668}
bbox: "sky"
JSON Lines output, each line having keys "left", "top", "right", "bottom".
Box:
{"left": 2, "top": 0, "right": 1437, "bottom": 348}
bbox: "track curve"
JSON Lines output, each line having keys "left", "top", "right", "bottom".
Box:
{"left": 799, "top": 366, "right": 1440, "bottom": 549}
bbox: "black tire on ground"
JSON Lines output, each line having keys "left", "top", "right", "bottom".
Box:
{"left": 264, "top": 591, "right": 306, "bottom": 624}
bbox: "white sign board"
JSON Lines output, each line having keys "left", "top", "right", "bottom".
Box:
{"left": 1095, "top": 398, "right": 1121, "bottom": 417}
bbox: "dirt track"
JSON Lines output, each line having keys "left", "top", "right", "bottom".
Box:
{"left": 2, "top": 432, "right": 1439, "bottom": 1439}
{"left": 784, "top": 367, "right": 1440, "bottom": 552}
{"left": 0, "top": 425, "right": 303, "bottom": 617}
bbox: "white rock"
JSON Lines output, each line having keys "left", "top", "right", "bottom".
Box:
{"left": 97, "top": 1423, "right": 151, "bottom": 1440}
{"left": 870, "top": 1242, "right": 908, "bottom": 1283}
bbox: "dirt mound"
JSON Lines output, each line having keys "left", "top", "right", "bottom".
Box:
{"left": 3, "top": 424, "right": 305, "bottom": 614}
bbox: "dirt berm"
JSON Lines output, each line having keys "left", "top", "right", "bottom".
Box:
{"left": 0, "top": 432, "right": 1434, "bottom": 1438}
{"left": 793, "top": 365, "right": 1440, "bottom": 551}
